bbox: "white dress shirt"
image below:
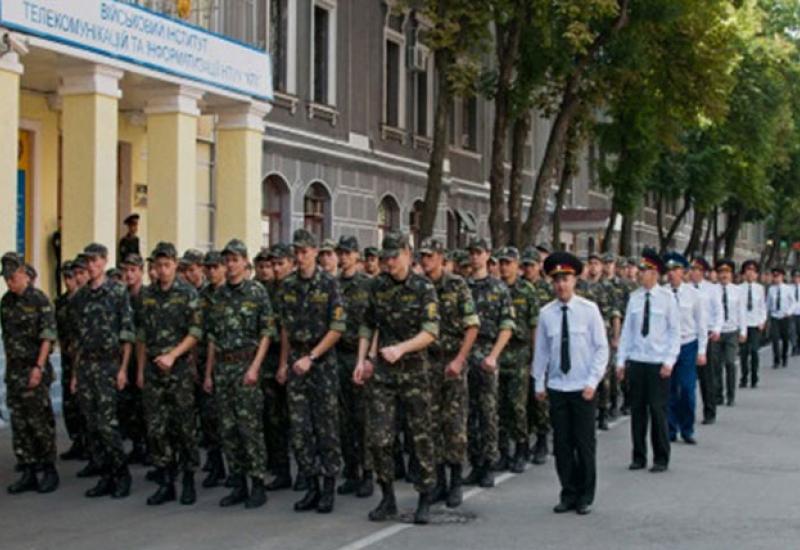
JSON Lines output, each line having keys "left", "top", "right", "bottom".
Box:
{"left": 715, "top": 283, "right": 747, "bottom": 337}
{"left": 664, "top": 283, "right": 708, "bottom": 355}
{"left": 617, "top": 285, "right": 680, "bottom": 368}
{"left": 739, "top": 281, "right": 767, "bottom": 328}
{"left": 767, "top": 283, "right": 796, "bottom": 319}
{"left": 532, "top": 295, "right": 609, "bottom": 393}
{"left": 692, "top": 279, "right": 723, "bottom": 335}
{"left": 791, "top": 283, "right": 800, "bottom": 315}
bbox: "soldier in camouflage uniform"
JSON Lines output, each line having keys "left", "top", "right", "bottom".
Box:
{"left": 262, "top": 244, "right": 296, "bottom": 492}
{"left": 354, "top": 231, "right": 439, "bottom": 524}
{"left": 55, "top": 260, "right": 88, "bottom": 461}
{"left": 521, "top": 247, "right": 554, "bottom": 464}
{"left": 1, "top": 252, "right": 59, "bottom": 494}
{"left": 363, "top": 247, "right": 381, "bottom": 277}
{"left": 206, "top": 239, "right": 275, "bottom": 509}
{"left": 319, "top": 238, "right": 339, "bottom": 277}
{"left": 253, "top": 247, "right": 274, "bottom": 286}
{"left": 198, "top": 251, "right": 227, "bottom": 489}
{"left": 419, "top": 238, "right": 479, "bottom": 508}
{"left": 136, "top": 242, "right": 203, "bottom": 506}
{"left": 119, "top": 253, "right": 148, "bottom": 465}
{"left": 498, "top": 247, "right": 539, "bottom": 474}
{"left": 276, "top": 229, "right": 345, "bottom": 514}
{"left": 464, "top": 237, "right": 515, "bottom": 488}
{"left": 335, "top": 236, "right": 374, "bottom": 498}
{"left": 70, "top": 243, "right": 135, "bottom": 499}
{"left": 601, "top": 254, "right": 631, "bottom": 417}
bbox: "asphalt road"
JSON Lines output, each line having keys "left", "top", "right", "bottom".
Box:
{"left": 1, "top": 348, "right": 799, "bottom": 550}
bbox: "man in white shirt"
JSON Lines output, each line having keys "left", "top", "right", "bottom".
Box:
{"left": 739, "top": 260, "right": 767, "bottom": 388}
{"left": 616, "top": 248, "right": 680, "bottom": 473}
{"left": 710, "top": 259, "right": 747, "bottom": 408}
{"left": 689, "top": 257, "right": 722, "bottom": 424}
{"left": 663, "top": 253, "right": 707, "bottom": 445}
{"left": 533, "top": 252, "right": 607, "bottom": 516}
{"left": 767, "top": 266, "right": 795, "bottom": 368}
{"left": 791, "top": 269, "right": 800, "bottom": 356}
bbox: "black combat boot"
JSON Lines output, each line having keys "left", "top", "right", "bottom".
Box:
{"left": 7, "top": 465, "right": 38, "bottom": 494}
{"left": 111, "top": 466, "right": 132, "bottom": 499}
{"left": 393, "top": 451, "right": 406, "bottom": 481}
{"left": 202, "top": 452, "right": 214, "bottom": 472}
{"left": 37, "top": 463, "right": 60, "bottom": 493}
{"left": 446, "top": 464, "right": 463, "bottom": 508}
{"left": 414, "top": 492, "right": 432, "bottom": 525}
{"left": 479, "top": 462, "right": 495, "bottom": 488}
{"left": 202, "top": 450, "right": 226, "bottom": 488}
{"left": 463, "top": 463, "right": 483, "bottom": 486}
{"left": 76, "top": 460, "right": 103, "bottom": 478}
{"left": 180, "top": 471, "right": 196, "bottom": 505}
{"left": 245, "top": 477, "right": 267, "bottom": 509}
{"left": 293, "top": 474, "right": 309, "bottom": 492}
{"left": 337, "top": 466, "right": 359, "bottom": 495}
{"left": 430, "top": 464, "right": 447, "bottom": 503}
{"left": 265, "top": 464, "right": 292, "bottom": 491}
{"left": 219, "top": 474, "right": 248, "bottom": 507}
{"left": 598, "top": 409, "right": 609, "bottom": 431}
{"left": 317, "top": 476, "right": 335, "bottom": 513}
{"left": 493, "top": 448, "right": 510, "bottom": 472}
{"left": 147, "top": 468, "right": 176, "bottom": 505}
{"left": 127, "top": 442, "right": 147, "bottom": 465}
{"left": 511, "top": 443, "right": 527, "bottom": 474}
{"left": 294, "top": 476, "right": 320, "bottom": 511}
{"left": 531, "top": 433, "right": 548, "bottom": 465}
{"left": 85, "top": 470, "right": 113, "bottom": 498}
{"left": 356, "top": 470, "right": 374, "bottom": 498}
{"left": 60, "top": 440, "right": 85, "bottom": 461}
{"left": 368, "top": 481, "right": 398, "bottom": 521}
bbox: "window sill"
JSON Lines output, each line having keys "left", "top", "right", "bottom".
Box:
{"left": 307, "top": 102, "right": 339, "bottom": 126}
{"left": 381, "top": 124, "right": 407, "bottom": 144}
{"left": 449, "top": 146, "right": 482, "bottom": 160}
{"left": 413, "top": 135, "right": 432, "bottom": 152}
{"left": 273, "top": 91, "right": 299, "bottom": 115}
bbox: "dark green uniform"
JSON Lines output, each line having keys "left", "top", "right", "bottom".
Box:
{"left": 467, "top": 276, "right": 515, "bottom": 469}
{"left": 429, "top": 272, "right": 479, "bottom": 467}
{"left": 207, "top": 279, "right": 275, "bottom": 481}
{"left": 337, "top": 270, "right": 372, "bottom": 480}
{"left": 1, "top": 285, "right": 58, "bottom": 467}
{"left": 118, "top": 286, "right": 146, "bottom": 453}
{"left": 55, "top": 291, "right": 84, "bottom": 447}
{"left": 71, "top": 279, "right": 135, "bottom": 474}
{"left": 137, "top": 279, "right": 203, "bottom": 472}
{"left": 498, "top": 278, "right": 538, "bottom": 457}
{"left": 118, "top": 235, "right": 140, "bottom": 263}
{"left": 527, "top": 277, "right": 554, "bottom": 438}
{"left": 198, "top": 283, "right": 223, "bottom": 457}
{"left": 360, "top": 271, "right": 440, "bottom": 492}
{"left": 276, "top": 267, "right": 345, "bottom": 479}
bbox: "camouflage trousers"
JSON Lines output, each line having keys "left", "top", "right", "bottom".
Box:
{"left": 215, "top": 360, "right": 266, "bottom": 480}
{"left": 368, "top": 354, "right": 435, "bottom": 493}
{"left": 5, "top": 363, "right": 56, "bottom": 465}
{"left": 287, "top": 349, "right": 341, "bottom": 478}
{"left": 261, "top": 351, "right": 289, "bottom": 472}
{"left": 468, "top": 341, "right": 500, "bottom": 467}
{"left": 596, "top": 350, "right": 615, "bottom": 412}
{"left": 527, "top": 380, "right": 550, "bottom": 436}
{"left": 429, "top": 349, "right": 468, "bottom": 467}
{"left": 60, "top": 352, "right": 86, "bottom": 443}
{"left": 195, "top": 380, "right": 221, "bottom": 451}
{"left": 498, "top": 343, "right": 531, "bottom": 452}
{"left": 78, "top": 359, "right": 127, "bottom": 471}
{"left": 142, "top": 360, "right": 199, "bottom": 471}
{"left": 118, "top": 362, "right": 146, "bottom": 446}
{"left": 337, "top": 348, "right": 370, "bottom": 478}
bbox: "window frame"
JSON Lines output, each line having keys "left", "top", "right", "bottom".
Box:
{"left": 382, "top": 11, "right": 407, "bottom": 131}
{"left": 310, "top": 0, "right": 337, "bottom": 107}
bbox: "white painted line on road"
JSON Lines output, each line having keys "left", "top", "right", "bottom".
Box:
{"left": 336, "top": 418, "right": 628, "bottom": 550}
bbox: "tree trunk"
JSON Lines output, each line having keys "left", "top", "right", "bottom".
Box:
{"left": 660, "top": 192, "right": 692, "bottom": 253}
{"left": 723, "top": 205, "right": 742, "bottom": 259}
{"left": 684, "top": 210, "right": 705, "bottom": 258}
{"left": 551, "top": 142, "right": 575, "bottom": 252}
{"left": 619, "top": 211, "right": 634, "bottom": 256}
{"left": 701, "top": 210, "right": 713, "bottom": 257}
{"left": 656, "top": 192, "right": 666, "bottom": 252}
{"left": 420, "top": 49, "right": 454, "bottom": 240}
{"left": 508, "top": 112, "right": 531, "bottom": 247}
{"left": 602, "top": 200, "right": 618, "bottom": 253}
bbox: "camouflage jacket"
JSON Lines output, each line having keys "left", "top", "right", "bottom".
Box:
{"left": 601, "top": 276, "right": 628, "bottom": 321}
{"left": 136, "top": 279, "right": 203, "bottom": 357}
{"left": 467, "top": 275, "right": 516, "bottom": 343}
{"left": 1, "top": 285, "right": 57, "bottom": 363}
{"left": 71, "top": 279, "right": 135, "bottom": 356}
{"left": 207, "top": 279, "right": 276, "bottom": 353}
{"left": 338, "top": 271, "right": 372, "bottom": 351}
{"left": 359, "top": 271, "right": 440, "bottom": 349}
{"left": 577, "top": 279, "right": 611, "bottom": 324}
{"left": 276, "top": 267, "right": 346, "bottom": 347}
{"left": 506, "top": 278, "right": 538, "bottom": 346}
{"left": 55, "top": 292, "right": 74, "bottom": 347}
{"left": 430, "top": 272, "right": 480, "bottom": 356}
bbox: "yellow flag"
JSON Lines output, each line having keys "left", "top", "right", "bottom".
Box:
{"left": 177, "top": 0, "right": 191, "bottom": 19}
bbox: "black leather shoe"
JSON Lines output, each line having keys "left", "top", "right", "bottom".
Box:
{"left": 368, "top": 482, "right": 398, "bottom": 522}
{"left": 7, "top": 467, "right": 38, "bottom": 494}
{"left": 682, "top": 435, "right": 697, "bottom": 445}
{"left": 628, "top": 462, "right": 646, "bottom": 471}
{"left": 738, "top": 381, "right": 747, "bottom": 389}
{"left": 649, "top": 464, "right": 668, "bottom": 473}
{"left": 76, "top": 461, "right": 103, "bottom": 478}
{"left": 493, "top": 454, "right": 509, "bottom": 472}
{"left": 180, "top": 472, "right": 196, "bottom": 505}
{"left": 111, "top": 467, "right": 132, "bottom": 499}
{"left": 446, "top": 464, "right": 463, "bottom": 508}
{"left": 316, "top": 476, "right": 335, "bottom": 513}
{"left": 37, "top": 464, "right": 60, "bottom": 494}
{"left": 413, "top": 492, "right": 431, "bottom": 525}
{"left": 245, "top": 477, "right": 267, "bottom": 509}
{"left": 726, "top": 398, "right": 734, "bottom": 407}
{"left": 147, "top": 482, "right": 176, "bottom": 505}
{"left": 356, "top": 471, "right": 374, "bottom": 498}
{"left": 576, "top": 503, "right": 592, "bottom": 515}
{"left": 553, "top": 501, "right": 576, "bottom": 513}
{"left": 701, "top": 417, "right": 716, "bottom": 425}
{"left": 85, "top": 475, "right": 113, "bottom": 498}
{"left": 294, "top": 477, "right": 320, "bottom": 511}
{"left": 219, "top": 477, "right": 247, "bottom": 507}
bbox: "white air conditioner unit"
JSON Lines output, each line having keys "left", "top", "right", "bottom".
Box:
{"left": 407, "top": 44, "right": 428, "bottom": 72}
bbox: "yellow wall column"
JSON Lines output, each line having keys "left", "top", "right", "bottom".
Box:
{"left": 0, "top": 52, "right": 23, "bottom": 257}
{"left": 59, "top": 64, "right": 123, "bottom": 264}
{"left": 145, "top": 86, "right": 203, "bottom": 252}
{"left": 215, "top": 101, "right": 270, "bottom": 253}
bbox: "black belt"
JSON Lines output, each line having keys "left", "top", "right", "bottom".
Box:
{"left": 81, "top": 349, "right": 119, "bottom": 361}
{"left": 218, "top": 348, "right": 256, "bottom": 363}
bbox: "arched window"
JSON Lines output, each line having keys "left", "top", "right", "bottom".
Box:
{"left": 304, "top": 181, "right": 330, "bottom": 244}
{"left": 409, "top": 200, "right": 424, "bottom": 248}
{"left": 262, "top": 174, "right": 290, "bottom": 246}
{"left": 377, "top": 195, "right": 400, "bottom": 244}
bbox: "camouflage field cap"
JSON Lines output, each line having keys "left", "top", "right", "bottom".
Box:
{"left": 1, "top": 252, "right": 24, "bottom": 278}
{"left": 319, "top": 238, "right": 338, "bottom": 253}
{"left": 222, "top": 239, "right": 248, "bottom": 258}
{"left": 120, "top": 253, "right": 144, "bottom": 268}
{"left": 203, "top": 250, "right": 224, "bottom": 266}
{"left": 380, "top": 231, "right": 409, "bottom": 259}
{"left": 270, "top": 243, "right": 294, "bottom": 260}
{"left": 292, "top": 228, "right": 317, "bottom": 249}
{"left": 418, "top": 238, "right": 445, "bottom": 255}
{"left": 180, "top": 249, "right": 205, "bottom": 266}
{"left": 83, "top": 242, "right": 108, "bottom": 258}
{"left": 336, "top": 235, "right": 360, "bottom": 253}
{"left": 497, "top": 246, "right": 520, "bottom": 262}
{"left": 152, "top": 242, "right": 178, "bottom": 259}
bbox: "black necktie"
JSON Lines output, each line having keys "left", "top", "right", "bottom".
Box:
{"left": 723, "top": 286, "right": 729, "bottom": 321}
{"left": 642, "top": 292, "right": 651, "bottom": 337}
{"left": 747, "top": 283, "right": 753, "bottom": 312}
{"left": 694, "top": 283, "right": 699, "bottom": 289}
{"left": 777, "top": 287, "right": 781, "bottom": 312}
{"left": 673, "top": 287, "right": 679, "bottom": 304}
{"left": 795, "top": 285, "right": 798, "bottom": 301}
{"left": 561, "top": 305, "right": 571, "bottom": 374}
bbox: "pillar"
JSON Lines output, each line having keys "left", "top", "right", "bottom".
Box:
{"left": 215, "top": 101, "right": 270, "bottom": 254}
{"left": 145, "top": 86, "right": 203, "bottom": 253}
{"left": 0, "top": 52, "right": 23, "bottom": 257}
{"left": 59, "top": 64, "right": 123, "bottom": 264}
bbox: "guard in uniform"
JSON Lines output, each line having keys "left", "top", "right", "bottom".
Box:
{"left": 689, "top": 257, "right": 722, "bottom": 424}
{"left": 711, "top": 259, "right": 746, "bottom": 407}
{"left": 739, "top": 260, "right": 766, "bottom": 388}
{"left": 767, "top": 266, "right": 794, "bottom": 369}
{"left": 118, "top": 213, "right": 141, "bottom": 261}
